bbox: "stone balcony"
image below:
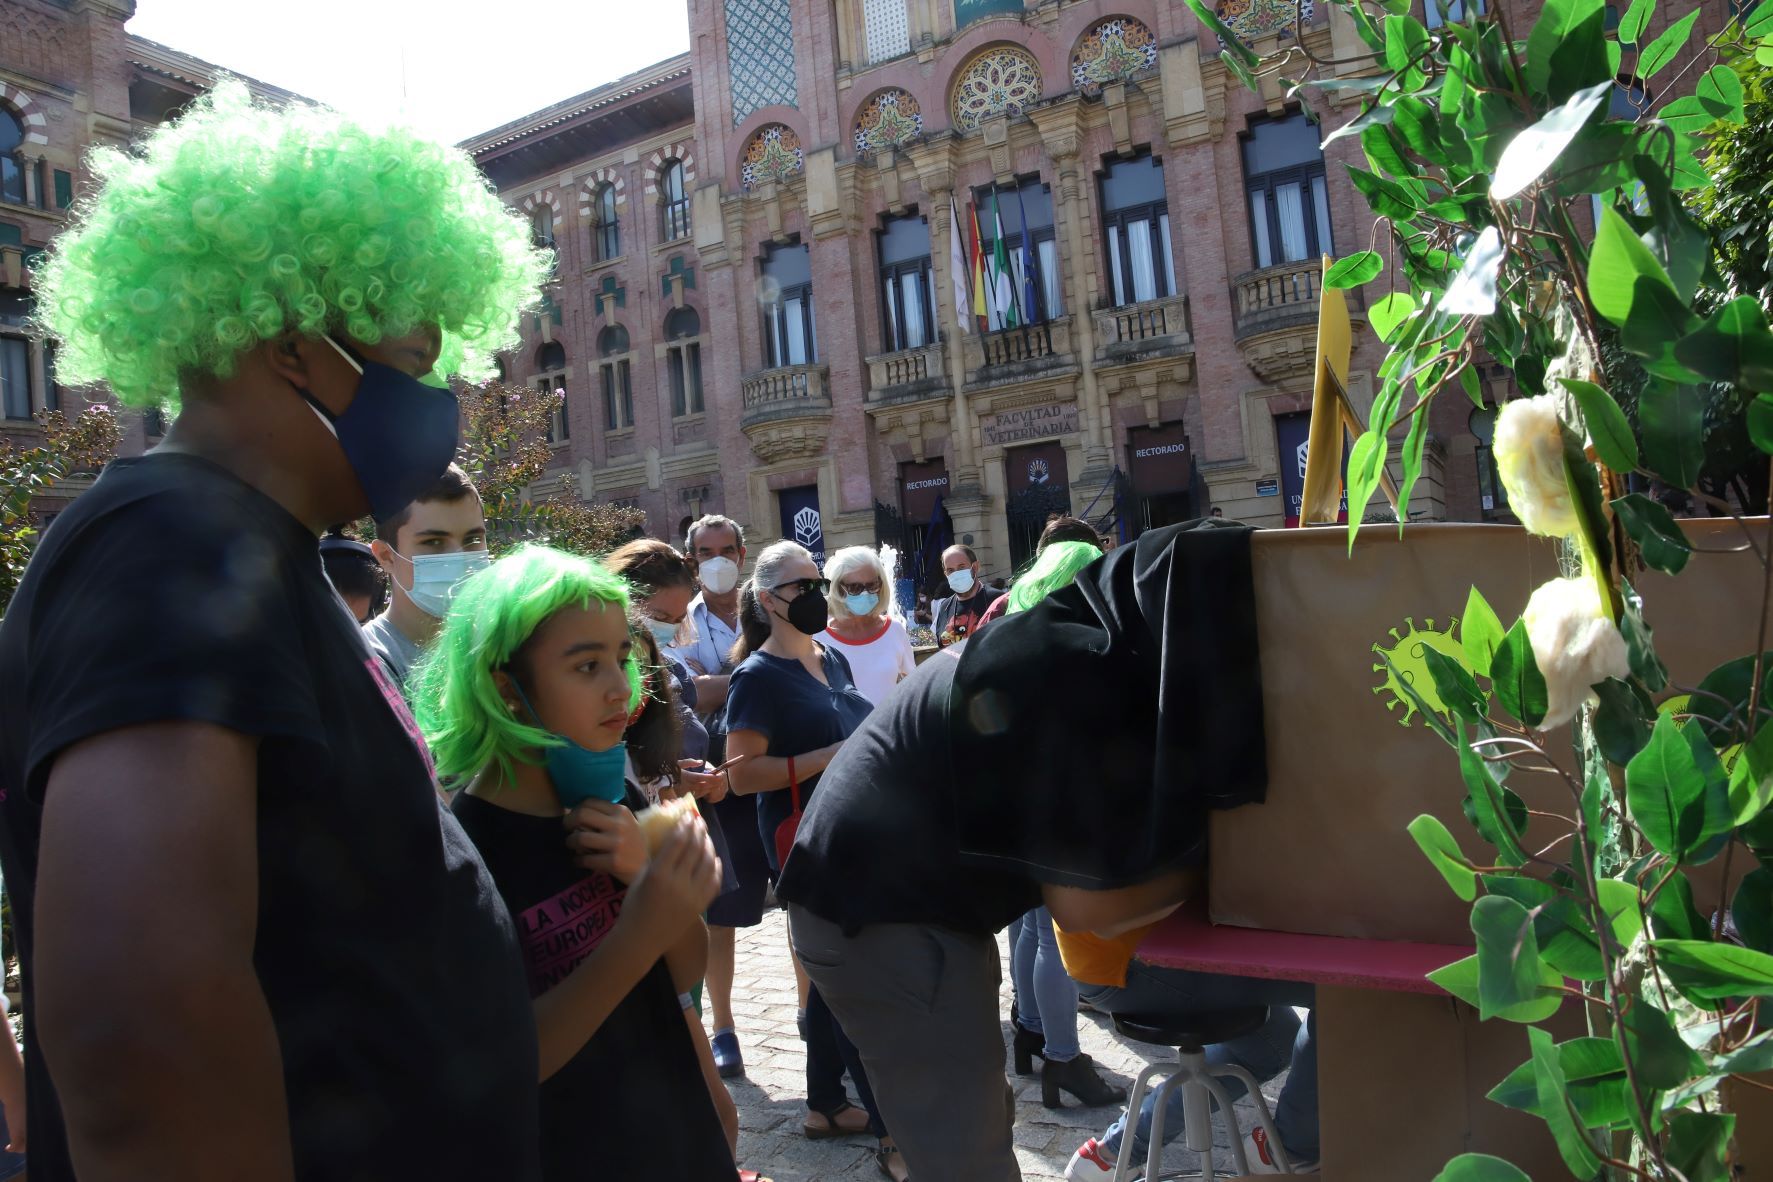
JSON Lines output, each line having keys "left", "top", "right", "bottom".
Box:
{"left": 1232, "top": 261, "right": 1324, "bottom": 383}
{"left": 963, "top": 316, "right": 1076, "bottom": 387}
{"left": 1093, "top": 293, "right": 1194, "bottom": 368}
{"left": 740, "top": 363, "right": 833, "bottom": 463}
{"left": 864, "top": 341, "right": 950, "bottom": 407}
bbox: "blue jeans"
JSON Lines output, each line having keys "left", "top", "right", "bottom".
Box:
{"left": 1082, "top": 962, "right": 1318, "bottom": 1163}
{"left": 1010, "top": 907, "right": 1080, "bottom": 1062}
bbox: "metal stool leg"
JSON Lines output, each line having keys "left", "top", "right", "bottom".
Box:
{"left": 1143, "top": 1074, "right": 1180, "bottom": 1182}
{"left": 1196, "top": 1073, "right": 1246, "bottom": 1176}
{"left": 1210, "top": 1062, "right": 1295, "bottom": 1174}
{"left": 1114, "top": 1061, "right": 1174, "bottom": 1182}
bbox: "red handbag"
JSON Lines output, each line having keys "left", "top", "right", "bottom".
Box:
{"left": 773, "top": 755, "right": 803, "bottom": 868}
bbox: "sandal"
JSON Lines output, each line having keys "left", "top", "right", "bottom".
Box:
{"left": 738, "top": 1171, "right": 774, "bottom": 1182}
{"left": 875, "top": 1143, "right": 911, "bottom": 1182}
{"left": 802, "top": 1101, "right": 870, "bottom": 1140}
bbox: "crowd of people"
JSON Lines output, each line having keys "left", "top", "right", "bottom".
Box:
{"left": 0, "top": 83, "right": 1319, "bottom": 1182}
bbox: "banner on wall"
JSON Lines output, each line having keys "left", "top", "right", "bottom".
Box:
{"left": 779, "top": 485, "right": 825, "bottom": 565}
{"left": 1275, "top": 412, "right": 1347, "bottom": 528}
{"left": 954, "top": 0, "right": 1023, "bottom": 27}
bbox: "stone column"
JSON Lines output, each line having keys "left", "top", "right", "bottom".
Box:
{"left": 21, "top": 156, "right": 38, "bottom": 208}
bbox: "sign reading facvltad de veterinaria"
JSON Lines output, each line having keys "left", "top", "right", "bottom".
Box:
{"left": 981, "top": 403, "right": 1079, "bottom": 448}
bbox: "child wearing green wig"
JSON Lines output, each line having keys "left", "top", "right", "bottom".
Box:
{"left": 1, "top": 82, "right": 552, "bottom": 1181}
{"left": 410, "top": 544, "right": 736, "bottom": 1182}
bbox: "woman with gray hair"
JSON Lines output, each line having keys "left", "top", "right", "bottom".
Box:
{"left": 820, "top": 545, "right": 916, "bottom": 706}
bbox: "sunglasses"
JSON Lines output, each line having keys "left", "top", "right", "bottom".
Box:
{"left": 840, "top": 581, "right": 882, "bottom": 596}
{"left": 772, "top": 577, "right": 831, "bottom": 599}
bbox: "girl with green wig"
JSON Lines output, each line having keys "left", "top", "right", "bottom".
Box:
{"left": 1, "top": 82, "right": 556, "bottom": 1181}
{"left": 409, "top": 544, "right": 737, "bottom": 1182}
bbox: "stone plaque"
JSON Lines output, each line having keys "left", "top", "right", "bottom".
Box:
{"left": 981, "top": 402, "right": 1079, "bottom": 448}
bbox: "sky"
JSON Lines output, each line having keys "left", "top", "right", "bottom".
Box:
{"left": 127, "top": 0, "right": 692, "bottom": 145}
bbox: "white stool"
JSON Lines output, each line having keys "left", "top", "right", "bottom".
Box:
{"left": 1109, "top": 1009, "right": 1298, "bottom": 1180}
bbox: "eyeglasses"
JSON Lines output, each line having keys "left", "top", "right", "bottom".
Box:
{"left": 839, "top": 581, "right": 882, "bottom": 596}
{"left": 772, "top": 578, "right": 831, "bottom": 600}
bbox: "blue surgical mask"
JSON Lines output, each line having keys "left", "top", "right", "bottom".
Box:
{"left": 645, "top": 618, "right": 680, "bottom": 649}
{"left": 299, "top": 335, "right": 461, "bottom": 522}
{"left": 400, "top": 549, "right": 490, "bottom": 619}
{"left": 947, "top": 568, "right": 976, "bottom": 595}
{"left": 843, "top": 591, "right": 880, "bottom": 617}
{"left": 510, "top": 682, "right": 629, "bottom": 808}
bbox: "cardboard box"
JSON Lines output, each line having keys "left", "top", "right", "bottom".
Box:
{"left": 1210, "top": 519, "right": 1769, "bottom": 944}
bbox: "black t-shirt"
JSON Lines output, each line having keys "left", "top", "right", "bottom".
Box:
{"left": 451, "top": 790, "right": 735, "bottom": 1182}
{"left": 724, "top": 646, "right": 876, "bottom": 869}
{"left": 776, "top": 647, "right": 1042, "bottom": 935}
{"left": 0, "top": 454, "right": 540, "bottom": 1182}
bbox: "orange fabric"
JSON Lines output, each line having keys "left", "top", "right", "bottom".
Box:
{"left": 1053, "top": 920, "right": 1158, "bottom": 990}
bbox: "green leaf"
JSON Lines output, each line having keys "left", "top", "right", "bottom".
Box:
{"left": 1493, "top": 80, "right": 1614, "bottom": 199}
{"left": 1735, "top": 867, "right": 1773, "bottom": 954}
{"left": 1181, "top": 0, "right": 1258, "bottom": 65}
{"left": 1730, "top": 720, "right": 1773, "bottom": 824}
{"left": 1639, "top": 382, "right": 1707, "bottom": 489}
{"left": 1674, "top": 296, "right": 1773, "bottom": 392}
{"left": 1665, "top": 1111, "right": 1735, "bottom": 1182}
{"left": 1612, "top": 493, "right": 1692, "bottom": 574}
{"left": 1390, "top": 96, "right": 1443, "bottom": 158}
{"left": 1409, "top": 814, "right": 1478, "bottom": 901}
{"left": 1593, "top": 679, "right": 1651, "bottom": 764}
{"left": 1472, "top": 895, "right": 1560, "bottom": 1020}
{"left": 1321, "top": 101, "right": 1395, "bottom": 151}
{"left": 1638, "top": 9, "right": 1702, "bottom": 80}
{"left": 1345, "top": 428, "right": 1387, "bottom": 553}
{"left": 1396, "top": 395, "right": 1431, "bottom": 529}
{"left": 1620, "top": 582, "right": 1668, "bottom": 693}
{"left": 1346, "top": 165, "right": 1421, "bottom": 221}
{"left": 1749, "top": 395, "right": 1773, "bottom": 454}
{"left": 1560, "top": 377, "right": 1639, "bottom": 472}
{"left": 1482, "top": 875, "right": 1634, "bottom": 981}
{"left": 1696, "top": 64, "right": 1747, "bottom": 124}
{"left": 1439, "top": 226, "right": 1506, "bottom": 316}
{"left": 1489, "top": 1037, "right": 1630, "bottom": 1128}
{"left": 1325, "top": 251, "right": 1384, "bottom": 289}
{"left": 1460, "top": 364, "right": 1484, "bottom": 408}
{"left": 1618, "top": 0, "right": 1655, "bottom": 44}
{"left": 1748, "top": 1, "right": 1773, "bottom": 37}
{"left": 1221, "top": 48, "right": 1259, "bottom": 92}
{"left": 1432, "top": 1154, "right": 1532, "bottom": 1182}
{"left": 1589, "top": 206, "right": 1679, "bottom": 327}
{"left": 1628, "top": 713, "right": 1715, "bottom": 860}
{"left": 1362, "top": 121, "right": 1416, "bottom": 178}
{"left": 1384, "top": 13, "right": 1432, "bottom": 91}
{"left": 1527, "top": 0, "right": 1611, "bottom": 103}
{"left": 1649, "top": 870, "right": 1709, "bottom": 941}
{"left": 1461, "top": 736, "right": 1528, "bottom": 864}
{"left": 1690, "top": 653, "right": 1773, "bottom": 747}
{"left": 1369, "top": 292, "right": 1417, "bottom": 342}
{"left": 1618, "top": 998, "right": 1705, "bottom": 1088}
{"left": 1528, "top": 1025, "right": 1604, "bottom": 1175}
{"left": 1424, "top": 646, "right": 1486, "bottom": 721}
{"left": 1491, "top": 620, "right": 1549, "bottom": 729}
{"left": 1462, "top": 587, "right": 1505, "bottom": 678}
{"left": 1378, "top": 647, "right": 1459, "bottom": 746}
{"left": 1653, "top": 939, "right": 1773, "bottom": 1001}
{"left": 1428, "top": 954, "right": 1561, "bottom": 1021}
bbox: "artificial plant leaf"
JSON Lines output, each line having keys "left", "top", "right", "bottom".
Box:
{"left": 1461, "top": 732, "right": 1528, "bottom": 864}
{"left": 1749, "top": 395, "right": 1773, "bottom": 454}
{"left": 1634, "top": 153, "right": 1710, "bottom": 306}
{"left": 1552, "top": 125, "right": 1644, "bottom": 197}
{"left": 1621, "top": 582, "right": 1668, "bottom": 693}
{"left": 1181, "top": 0, "right": 1259, "bottom": 65}
{"left": 1611, "top": 493, "right": 1692, "bottom": 574}
{"left": 1734, "top": 867, "right": 1773, "bottom": 954}
{"left": 1689, "top": 652, "right": 1773, "bottom": 748}
{"left": 1325, "top": 251, "right": 1384, "bottom": 289}
{"left": 1378, "top": 647, "right": 1458, "bottom": 747}
{"left": 1390, "top": 96, "right": 1442, "bottom": 156}
{"left": 1638, "top": 9, "right": 1703, "bottom": 81}
{"left": 1424, "top": 646, "right": 1486, "bottom": 720}
{"left": 1321, "top": 101, "right": 1395, "bottom": 150}
{"left": 1472, "top": 895, "right": 1556, "bottom": 1020}
{"left": 1618, "top": 0, "right": 1655, "bottom": 44}
{"left": 1428, "top": 953, "right": 1565, "bottom": 1022}
{"left": 1730, "top": 720, "right": 1773, "bottom": 825}
{"left": 1665, "top": 1111, "right": 1736, "bottom": 1182}
{"left": 1560, "top": 377, "right": 1640, "bottom": 471}
{"left": 1528, "top": 1025, "right": 1604, "bottom": 1175}
{"left": 1369, "top": 292, "right": 1417, "bottom": 342}
{"left": 1592, "top": 679, "right": 1651, "bottom": 765}
{"left": 1649, "top": 871, "right": 1708, "bottom": 941}
{"left": 1712, "top": 1029, "right": 1773, "bottom": 1075}
{"left": 1482, "top": 875, "right": 1622, "bottom": 981}
{"left": 1384, "top": 13, "right": 1432, "bottom": 91}
{"left": 1492, "top": 80, "right": 1613, "bottom": 199}
{"left": 1489, "top": 1037, "right": 1630, "bottom": 1128}
{"left": 1409, "top": 814, "right": 1478, "bottom": 901}
{"left": 1440, "top": 226, "right": 1506, "bottom": 315}
{"left": 1748, "top": 2, "right": 1773, "bottom": 36}
{"left": 1639, "top": 382, "right": 1708, "bottom": 490}
{"left": 1674, "top": 295, "right": 1773, "bottom": 392}
{"left": 1527, "top": 0, "right": 1611, "bottom": 103}
{"left": 1627, "top": 713, "right": 1712, "bottom": 861}
{"left": 1221, "top": 48, "right": 1259, "bottom": 92}
{"left": 1362, "top": 121, "right": 1414, "bottom": 181}
{"left": 1589, "top": 206, "right": 1680, "bottom": 327}
{"left": 1344, "top": 428, "right": 1388, "bottom": 554}
{"left": 1696, "top": 64, "right": 1747, "bottom": 124}
{"left": 1618, "top": 998, "right": 1705, "bottom": 1088}
{"left": 1347, "top": 165, "right": 1422, "bottom": 220}
{"left": 1653, "top": 939, "right": 1773, "bottom": 1000}
{"left": 1460, "top": 365, "right": 1485, "bottom": 408}
{"left": 1462, "top": 587, "right": 1505, "bottom": 678}
{"left": 1492, "top": 620, "right": 1549, "bottom": 729}
{"left": 1432, "top": 1154, "right": 1532, "bottom": 1182}
{"left": 1396, "top": 400, "right": 1431, "bottom": 531}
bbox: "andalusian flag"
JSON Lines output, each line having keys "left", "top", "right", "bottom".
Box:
{"left": 991, "top": 188, "right": 1017, "bottom": 330}
{"left": 970, "top": 203, "right": 989, "bottom": 331}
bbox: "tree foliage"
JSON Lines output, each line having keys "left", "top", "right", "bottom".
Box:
{"left": 0, "top": 406, "right": 122, "bottom": 617}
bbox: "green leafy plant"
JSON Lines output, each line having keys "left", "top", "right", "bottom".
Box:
{"left": 0, "top": 406, "right": 121, "bottom": 618}
{"left": 1196, "top": 0, "right": 1773, "bottom": 1175}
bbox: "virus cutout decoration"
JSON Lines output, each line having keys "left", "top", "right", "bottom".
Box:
{"left": 1371, "top": 616, "right": 1471, "bottom": 727}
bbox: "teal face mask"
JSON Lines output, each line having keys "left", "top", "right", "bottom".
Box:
{"left": 843, "top": 592, "right": 880, "bottom": 617}
{"left": 510, "top": 682, "right": 628, "bottom": 808}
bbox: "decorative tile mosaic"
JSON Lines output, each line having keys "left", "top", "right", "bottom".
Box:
{"left": 741, "top": 124, "right": 805, "bottom": 188}
{"left": 864, "top": 0, "right": 912, "bottom": 64}
{"left": 1070, "top": 18, "right": 1158, "bottom": 94}
{"left": 853, "top": 89, "right": 924, "bottom": 156}
{"left": 1215, "top": 0, "right": 1313, "bottom": 44}
{"left": 953, "top": 0, "right": 1024, "bottom": 30}
{"left": 950, "top": 46, "right": 1043, "bottom": 132}
{"left": 725, "top": 0, "right": 799, "bottom": 126}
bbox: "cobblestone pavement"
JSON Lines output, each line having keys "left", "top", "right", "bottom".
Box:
{"left": 705, "top": 909, "right": 1280, "bottom": 1181}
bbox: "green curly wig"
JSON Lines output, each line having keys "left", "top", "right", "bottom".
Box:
{"left": 1006, "top": 541, "right": 1103, "bottom": 616}
{"left": 410, "top": 544, "right": 643, "bottom": 786}
{"left": 34, "top": 80, "right": 549, "bottom": 409}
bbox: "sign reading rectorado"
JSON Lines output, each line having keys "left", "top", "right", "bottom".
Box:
{"left": 981, "top": 403, "right": 1079, "bottom": 447}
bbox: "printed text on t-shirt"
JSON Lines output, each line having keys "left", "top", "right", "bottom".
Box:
{"left": 517, "top": 873, "right": 626, "bottom": 994}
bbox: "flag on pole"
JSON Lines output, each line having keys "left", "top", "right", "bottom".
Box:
{"left": 1014, "top": 183, "right": 1039, "bottom": 325}
{"left": 990, "top": 188, "right": 1017, "bottom": 330}
{"left": 970, "top": 203, "right": 989, "bottom": 331}
{"left": 949, "top": 199, "right": 972, "bottom": 336}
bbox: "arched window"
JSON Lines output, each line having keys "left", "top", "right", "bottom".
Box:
{"left": 0, "top": 110, "right": 24, "bottom": 205}
{"left": 598, "top": 325, "right": 634, "bottom": 431}
{"left": 534, "top": 342, "right": 568, "bottom": 444}
{"left": 595, "top": 183, "right": 620, "bottom": 260}
{"left": 660, "top": 160, "right": 690, "bottom": 242}
{"left": 665, "top": 307, "right": 704, "bottom": 417}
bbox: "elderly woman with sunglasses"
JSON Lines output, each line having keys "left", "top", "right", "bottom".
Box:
{"left": 819, "top": 545, "right": 917, "bottom": 707}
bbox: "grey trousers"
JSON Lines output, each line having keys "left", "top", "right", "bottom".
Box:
{"left": 788, "top": 904, "right": 1020, "bottom": 1182}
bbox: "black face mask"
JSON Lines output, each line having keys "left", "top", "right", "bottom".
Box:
{"left": 783, "top": 590, "right": 829, "bottom": 636}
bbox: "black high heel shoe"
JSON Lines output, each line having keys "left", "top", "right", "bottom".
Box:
{"left": 1012, "top": 1023, "right": 1046, "bottom": 1076}
{"left": 1042, "top": 1053, "right": 1127, "bottom": 1109}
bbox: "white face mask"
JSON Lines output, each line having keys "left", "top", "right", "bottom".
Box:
{"left": 645, "top": 618, "right": 681, "bottom": 649}
{"left": 401, "top": 549, "right": 490, "bottom": 618}
{"left": 698, "top": 556, "right": 739, "bottom": 595}
{"left": 946, "top": 568, "right": 976, "bottom": 596}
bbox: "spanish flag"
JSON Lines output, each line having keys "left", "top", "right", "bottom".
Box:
{"left": 970, "top": 202, "right": 989, "bottom": 331}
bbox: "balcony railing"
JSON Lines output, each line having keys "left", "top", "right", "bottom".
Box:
{"left": 1232, "top": 261, "right": 1321, "bottom": 340}
{"left": 1094, "top": 293, "right": 1193, "bottom": 363}
{"left": 740, "top": 363, "right": 832, "bottom": 430}
{"left": 865, "top": 341, "right": 949, "bottom": 404}
{"left": 963, "top": 316, "right": 1075, "bottom": 381}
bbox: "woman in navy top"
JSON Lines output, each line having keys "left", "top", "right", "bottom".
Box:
{"left": 722, "top": 541, "right": 905, "bottom": 1182}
